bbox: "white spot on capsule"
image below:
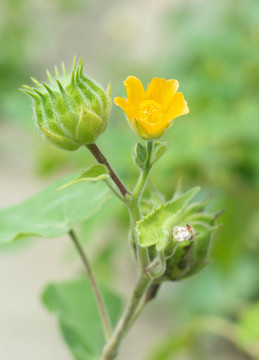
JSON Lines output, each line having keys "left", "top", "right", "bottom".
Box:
{"left": 173, "top": 224, "right": 195, "bottom": 242}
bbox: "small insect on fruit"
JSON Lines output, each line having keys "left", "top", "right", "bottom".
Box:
{"left": 172, "top": 224, "right": 195, "bottom": 242}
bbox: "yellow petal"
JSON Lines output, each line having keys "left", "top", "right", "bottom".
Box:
{"left": 114, "top": 96, "right": 128, "bottom": 109}
{"left": 114, "top": 97, "right": 136, "bottom": 122}
{"left": 133, "top": 119, "right": 152, "bottom": 139}
{"left": 165, "top": 92, "right": 189, "bottom": 121}
{"left": 146, "top": 78, "right": 179, "bottom": 111}
{"left": 135, "top": 116, "right": 169, "bottom": 139}
{"left": 123, "top": 76, "right": 146, "bottom": 106}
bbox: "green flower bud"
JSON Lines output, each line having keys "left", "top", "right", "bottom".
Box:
{"left": 21, "top": 57, "right": 111, "bottom": 150}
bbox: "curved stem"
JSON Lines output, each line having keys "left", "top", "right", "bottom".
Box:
{"left": 100, "top": 141, "right": 155, "bottom": 359}
{"left": 86, "top": 143, "right": 130, "bottom": 198}
{"left": 83, "top": 140, "right": 157, "bottom": 359}
{"left": 102, "top": 275, "right": 151, "bottom": 360}
{"left": 132, "top": 141, "right": 154, "bottom": 200}
{"left": 128, "top": 283, "right": 160, "bottom": 329}
{"left": 145, "top": 251, "right": 166, "bottom": 278}
{"left": 69, "top": 230, "right": 111, "bottom": 341}
{"left": 127, "top": 200, "right": 149, "bottom": 268}
{"left": 104, "top": 179, "right": 125, "bottom": 203}
{"left": 128, "top": 140, "right": 154, "bottom": 269}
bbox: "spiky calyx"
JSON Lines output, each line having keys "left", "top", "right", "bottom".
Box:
{"left": 136, "top": 187, "right": 223, "bottom": 282}
{"left": 162, "top": 202, "right": 222, "bottom": 282}
{"left": 21, "top": 57, "right": 111, "bottom": 150}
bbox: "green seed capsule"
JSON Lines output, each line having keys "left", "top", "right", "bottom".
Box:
{"left": 21, "top": 57, "right": 111, "bottom": 151}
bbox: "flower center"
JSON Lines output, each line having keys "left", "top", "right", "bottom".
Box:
{"left": 138, "top": 100, "right": 163, "bottom": 125}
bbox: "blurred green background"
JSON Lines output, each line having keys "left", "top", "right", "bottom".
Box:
{"left": 1, "top": 0, "right": 259, "bottom": 359}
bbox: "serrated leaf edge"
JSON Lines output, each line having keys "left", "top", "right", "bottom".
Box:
{"left": 136, "top": 186, "right": 200, "bottom": 247}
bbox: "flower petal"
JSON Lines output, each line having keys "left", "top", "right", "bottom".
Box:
{"left": 114, "top": 97, "right": 136, "bottom": 122}
{"left": 114, "top": 96, "right": 128, "bottom": 109}
{"left": 146, "top": 78, "right": 179, "bottom": 110}
{"left": 165, "top": 92, "right": 189, "bottom": 121}
{"left": 123, "top": 76, "right": 146, "bottom": 106}
{"left": 135, "top": 116, "right": 170, "bottom": 139}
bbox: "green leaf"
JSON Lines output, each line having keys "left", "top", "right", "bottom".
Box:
{"left": 42, "top": 278, "right": 123, "bottom": 360}
{"left": 156, "top": 210, "right": 182, "bottom": 251}
{"left": 151, "top": 137, "right": 170, "bottom": 165}
{"left": 132, "top": 142, "right": 147, "bottom": 170}
{"left": 0, "top": 175, "right": 109, "bottom": 243}
{"left": 58, "top": 164, "right": 109, "bottom": 191}
{"left": 136, "top": 187, "right": 200, "bottom": 250}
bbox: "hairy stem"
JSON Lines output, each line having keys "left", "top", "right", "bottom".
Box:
{"left": 128, "top": 283, "right": 161, "bottom": 328}
{"left": 101, "top": 275, "right": 151, "bottom": 360}
{"left": 86, "top": 143, "right": 130, "bottom": 198}
{"left": 128, "top": 140, "right": 154, "bottom": 269}
{"left": 69, "top": 230, "right": 111, "bottom": 341}
{"left": 104, "top": 179, "right": 125, "bottom": 202}
{"left": 101, "top": 141, "right": 155, "bottom": 359}
{"left": 84, "top": 140, "right": 156, "bottom": 359}
{"left": 128, "top": 200, "right": 149, "bottom": 269}
{"left": 132, "top": 141, "right": 154, "bottom": 200}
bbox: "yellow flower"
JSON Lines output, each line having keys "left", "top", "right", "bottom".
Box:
{"left": 114, "top": 76, "right": 189, "bottom": 139}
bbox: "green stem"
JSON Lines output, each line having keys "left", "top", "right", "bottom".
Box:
{"left": 101, "top": 141, "right": 155, "bottom": 359}
{"left": 104, "top": 179, "right": 125, "bottom": 203}
{"left": 86, "top": 143, "right": 130, "bottom": 198}
{"left": 145, "top": 251, "right": 166, "bottom": 278}
{"left": 101, "top": 275, "right": 151, "bottom": 360}
{"left": 84, "top": 140, "right": 156, "bottom": 359}
{"left": 128, "top": 141, "right": 154, "bottom": 269}
{"left": 128, "top": 283, "right": 160, "bottom": 329}
{"left": 132, "top": 141, "right": 154, "bottom": 200}
{"left": 127, "top": 199, "right": 149, "bottom": 268}
{"left": 69, "top": 230, "right": 112, "bottom": 341}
